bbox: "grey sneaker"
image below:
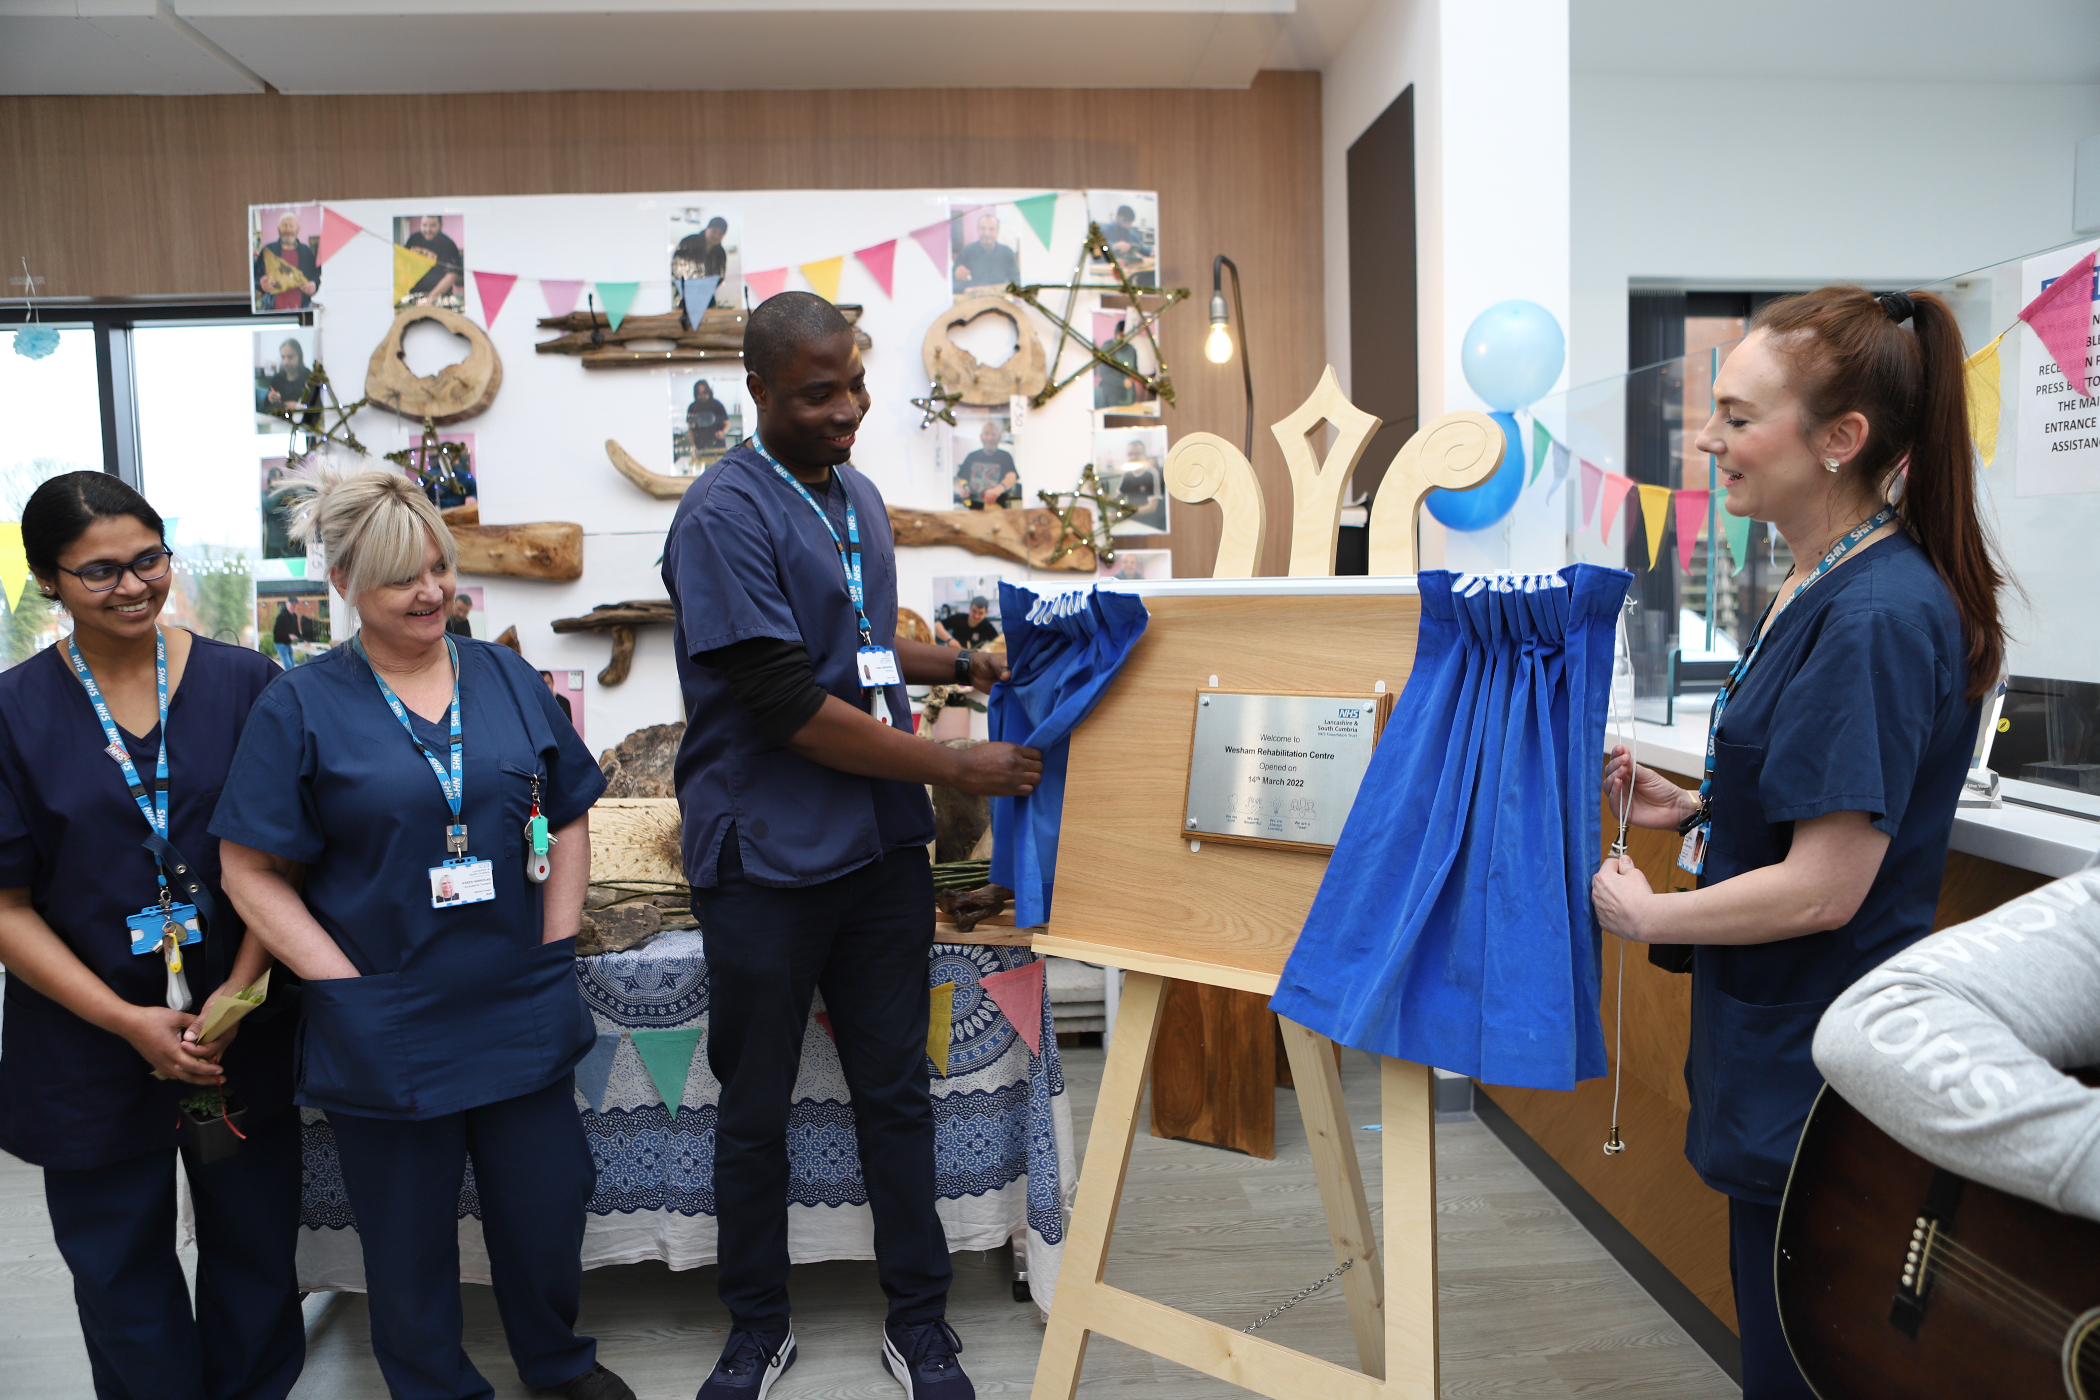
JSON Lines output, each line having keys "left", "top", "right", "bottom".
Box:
{"left": 697, "top": 1327, "right": 797, "bottom": 1400}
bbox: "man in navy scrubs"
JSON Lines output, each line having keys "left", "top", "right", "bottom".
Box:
{"left": 664, "top": 292, "right": 1040, "bottom": 1400}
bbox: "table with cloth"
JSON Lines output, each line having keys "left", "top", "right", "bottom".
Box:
{"left": 294, "top": 933, "right": 1073, "bottom": 1316}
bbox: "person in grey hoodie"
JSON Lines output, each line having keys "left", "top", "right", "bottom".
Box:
{"left": 1813, "top": 867, "right": 2100, "bottom": 1223}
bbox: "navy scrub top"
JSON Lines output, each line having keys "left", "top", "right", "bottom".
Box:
{"left": 1687, "top": 531, "right": 1977, "bottom": 1202}
{"left": 0, "top": 635, "right": 294, "bottom": 1172}
{"left": 210, "top": 637, "right": 604, "bottom": 1122}
{"left": 662, "top": 441, "right": 934, "bottom": 890}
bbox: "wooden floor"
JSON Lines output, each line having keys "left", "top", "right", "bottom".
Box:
{"left": 0, "top": 1045, "right": 1737, "bottom": 1398}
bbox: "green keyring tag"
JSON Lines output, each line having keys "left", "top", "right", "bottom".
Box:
{"left": 527, "top": 813, "right": 550, "bottom": 855}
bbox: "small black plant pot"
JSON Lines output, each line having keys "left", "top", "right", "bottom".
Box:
{"left": 178, "top": 1094, "right": 248, "bottom": 1166}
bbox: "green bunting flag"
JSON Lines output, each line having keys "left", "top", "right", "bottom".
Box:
{"left": 596, "top": 281, "right": 640, "bottom": 333}
{"left": 1715, "top": 488, "right": 1752, "bottom": 575}
{"left": 630, "top": 1027, "right": 702, "bottom": 1118}
{"left": 1013, "top": 193, "right": 1059, "bottom": 250}
{"left": 1529, "top": 418, "right": 1551, "bottom": 486}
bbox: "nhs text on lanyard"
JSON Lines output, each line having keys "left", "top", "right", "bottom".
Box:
{"left": 67, "top": 627, "right": 200, "bottom": 1009}
{"left": 1679, "top": 506, "right": 1895, "bottom": 875}
{"left": 754, "top": 439, "right": 902, "bottom": 724}
{"left": 354, "top": 634, "right": 497, "bottom": 908}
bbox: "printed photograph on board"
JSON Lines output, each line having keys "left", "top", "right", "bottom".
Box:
{"left": 538, "top": 668, "right": 586, "bottom": 743}
{"left": 1094, "top": 426, "right": 1169, "bottom": 534}
{"left": 256, "top": 576, "right": 330, "bottom": 668}
{"left": 951, "top": 413, "right": 1020, "bottom": 510}
{"left": 392, "top": 214, "right": 466, "bottom": 311}
{"left": 1097, "top": 547, "right": 1173, "bottom": 581}
{"left": 1091, "top": 309, "right": 1160, "bottom": 414}
{"left": 254, "top": 328, "right": 319, "bottom": 432}
{"left": 446, "top": 585, "right": 484, "bottom": 641}
{"left": 397, "top": 431, "right": 479, "bottom": 512}
{"left": 931, "top": 575, "right": 1006, "bottom": 650}
{"left": 260, "top": 457, "right": 306, "bottom": 560}
{"left": 1086, "top": 190, "right": 1158, "bottom": 287}
{"left": 250, "top": 204, "right": 323, "bottom": 312}
{"left": 949, "top": 203, "right": 1029, "bottom": 296}
{"left": 670, "top": 207, "right": 744, "bottom": 320}
{"left": 670, "top": 369, "right": 749, "bottom": 475}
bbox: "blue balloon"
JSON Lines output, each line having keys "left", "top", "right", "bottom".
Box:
{"left": 1460, "top": 300, "right": 1565, "bottom": 411}
{"left": 1424, "top": 411, "right": 1524, "bottom": 532}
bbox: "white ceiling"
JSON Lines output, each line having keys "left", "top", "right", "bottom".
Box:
{"left": 0, "top": 0, "right": 1375, "bottom": 94}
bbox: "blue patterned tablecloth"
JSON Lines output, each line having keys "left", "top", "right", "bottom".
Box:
{"left": 297, "top": 935, "right": 1073, "bottom": 1315}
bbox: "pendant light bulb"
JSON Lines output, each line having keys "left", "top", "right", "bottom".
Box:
{"left": 1205, "top": 290, "right": 1234, "bottom": 365}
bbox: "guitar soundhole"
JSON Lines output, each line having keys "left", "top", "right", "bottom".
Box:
{"left": 2067, "top": 1308, "right": 2100, "bottom": 1400}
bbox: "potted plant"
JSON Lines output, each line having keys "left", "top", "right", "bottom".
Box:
{"left": 177, "top": 1087, "right": 248, "bottom": 1165}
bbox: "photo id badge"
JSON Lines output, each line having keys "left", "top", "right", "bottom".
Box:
{"left": 1677, "top": 824, "right": 1709, "bottom": 876}
{"left": 429, "top": 858, "right": 496, "bottom": 908}
{"left": 856, "top": 646, "right": 902, "bottom": 687}
{"left": 127, "top": 903, "right": 201, "bottom": 956}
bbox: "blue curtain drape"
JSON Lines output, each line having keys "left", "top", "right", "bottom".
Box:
{"left": 988, "top": 583, "right": 1150, "bottom": 928}
{"left": 1269, "top": 565, "right": 1631, "bottom": 1090}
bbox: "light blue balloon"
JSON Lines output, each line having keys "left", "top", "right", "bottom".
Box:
{"left": 1460, "top": 300, "right": 1565, "bottom": 411}
{"left": 1424, "top": 411, "right": 1524, "bottom": 532}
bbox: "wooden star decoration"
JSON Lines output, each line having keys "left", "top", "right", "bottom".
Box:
{"left": 265, "top": 362, "right": 369, "bottom": 465}
{"left": 382, "top": 417, "right": 474, "bottom": 503}
{"left": 1038, "top": 464, "right": 1138, "bottom": 566}
{"left": 910, "top": 380, "right": 964, "bottom": 430}
{"left": 1008, "top": 224, "right": 1187, "bottom": 410}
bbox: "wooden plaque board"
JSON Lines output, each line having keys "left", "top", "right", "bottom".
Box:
{"left": 1177, "top": 687, "right": 1397, "bottom": 856}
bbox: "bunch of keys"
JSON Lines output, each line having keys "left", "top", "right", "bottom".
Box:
{"left": 525, "top": 775, "right": 555, "bottom": 883}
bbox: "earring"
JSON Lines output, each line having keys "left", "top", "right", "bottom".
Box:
{"left": 1823, "top": 457, "right": 1841, "bottom": 473}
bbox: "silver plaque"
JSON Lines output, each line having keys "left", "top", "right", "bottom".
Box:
{"left": 1183, "top": 692, "right": 1385, "bottom": 850}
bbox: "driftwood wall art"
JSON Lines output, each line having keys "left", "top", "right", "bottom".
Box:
{"left": 921, "top": 294, "right": 1048, "bottom": 405}
{"left": 551, "top": 600, "right": 674, "bottom": 685}
{"left": 606, "top": 439, "right": 690, "bottom": 499}
{"left": 453, "top": 522, "right": 584, "bottom": 581}
{"left": 536, "top": 304, "right": 870, "bottom": 369}
{"left": 365, "top": 306, "right": 503, "bottom": 423}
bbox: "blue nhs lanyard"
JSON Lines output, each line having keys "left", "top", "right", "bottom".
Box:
{"left": 752, "top": 437, "right": 876, "bottom": 647}
{"left": 66, "top": 627, "right": 172, "bottom": 899}
{"left": 1695, "top": 506, "right": 1896, "bottom": 822}
{"left": 353, "top": 632, "right": 469, "bottom": 858}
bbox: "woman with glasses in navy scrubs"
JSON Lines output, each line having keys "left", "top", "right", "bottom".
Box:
{"left": 212, "top": 468, "right": 632, "bottom": 1400}
{"left": 0, "top": 472, "right": 302, "bottom": 1400}
{"left": 1590, "top": 287, "right": 2006, "bottom": 1399}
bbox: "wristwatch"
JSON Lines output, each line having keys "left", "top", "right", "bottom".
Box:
{"left": 954, "top": 650, "right": 974, "bottom": 686}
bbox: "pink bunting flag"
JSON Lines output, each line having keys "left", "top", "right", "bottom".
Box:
{"left": 1580, "top": 459, "right": 1603, "bottom": 527}
{"left": 746, "top": 267, "right": 790, "bottom": 305}
{"left": 813, "top": 1011, "right": 833, "bottom": 1041}
{"left": 855, "top": 239, "right": 898, "bottom": 298}
{"left": 317, "top": 206, "right": 363, "bottom": 264}
{"left": 2019, "top": 250, "right": 2098, "bottom": 400}
{"left": 908, "top": 221, "right": 951, "bottom": 276}
{"left": 977, "top": 959, "right": 1045, "bottom": 1057}
{"left": 1597, "top": 471, "right": 1636, "bottom": 544}
{"left": 1673, "top": 489, "right": 1710, "bottom": 573}
{"left": 473, "top": 270, "right": 517, "bottom": 328}
{"left": 541, "top": 278, "right": 584, "bottom": 319}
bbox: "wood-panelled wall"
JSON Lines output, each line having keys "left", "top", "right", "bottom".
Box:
{"left": 0, "top": 75, "right": 1325, "bottom": 577}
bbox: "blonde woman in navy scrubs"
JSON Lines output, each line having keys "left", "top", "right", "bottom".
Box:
{"left": 0, "top": 472, "right": 301, "bottom": 1400}
{"left": 1591, "top": 287, "right": 2004, "bottom": 1399}
{"left": 213, "top": 469, "right": 633, "bottom": 1400}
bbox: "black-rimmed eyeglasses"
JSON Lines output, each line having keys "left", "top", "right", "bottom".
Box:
{"left": 57, "top": 550, "right": 174, "bottom": 593}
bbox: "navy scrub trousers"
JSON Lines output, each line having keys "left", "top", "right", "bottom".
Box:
{"left": 327, "top": 1076, "right": 599, "bottom": 1400}
{"left": 696, "top": 840, "right": 950, "bottom": 1332}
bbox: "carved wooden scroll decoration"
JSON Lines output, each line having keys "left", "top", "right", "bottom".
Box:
{"left": 1164, "top": 432, "right": 1266, "bottom": 580}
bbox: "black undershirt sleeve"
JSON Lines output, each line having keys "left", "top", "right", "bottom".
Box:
{"left": 699, "top": 636, "right": 830, "bottom": 747}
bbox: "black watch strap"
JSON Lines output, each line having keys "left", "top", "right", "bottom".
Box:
{"left": 954, "top": 650, "right": 974, "bottom": 686}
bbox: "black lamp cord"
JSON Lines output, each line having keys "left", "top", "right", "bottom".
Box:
{"left": 1213, "top": 254, "right": 1253, "bottom": 461}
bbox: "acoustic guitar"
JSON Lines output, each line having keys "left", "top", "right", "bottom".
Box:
{"left": 1777, "top": 1080, "right": 2100, "bottom": 1399}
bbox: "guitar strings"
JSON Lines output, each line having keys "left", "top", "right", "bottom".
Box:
{"left": 1931, "top": 1231, "right": 2077, "bottom": 1322}
{"left": 1914, "top": 1245, "right": 2078, "bottom": 1348}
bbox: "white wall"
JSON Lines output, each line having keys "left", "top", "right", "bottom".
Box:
{"left": 1570, "top": 75, "right": 2100, "bottom": 387}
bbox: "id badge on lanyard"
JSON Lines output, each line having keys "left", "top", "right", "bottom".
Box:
{"left": 354, "top": 635, "right": 498, "bottom": 909}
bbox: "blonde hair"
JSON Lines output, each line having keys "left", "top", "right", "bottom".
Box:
{"left": 282, "top": 464, "right": 457, "bottom": 600}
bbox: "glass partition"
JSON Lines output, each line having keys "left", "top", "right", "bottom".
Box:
{"left": 1, "top": 325, "right": 105, "bottom": 664}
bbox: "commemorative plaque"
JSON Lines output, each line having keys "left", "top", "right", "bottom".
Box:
{"left": 1182, "top": 690, "right": 1393, "bottom": 853}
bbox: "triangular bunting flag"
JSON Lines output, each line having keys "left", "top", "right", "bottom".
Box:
{"left": 1598, "top": 471, "right": 1636, "bottom": 545}
{"left": 1636, "top": 484, "right": 1672, "bottom": 569}
{"left": 2018, "top": 250, "right": 2097, "bottom": 400}
{"left": 1965, "top": 332, "right": 2004, "bottom": 467}
{"left": 813, "top": 1011, "right": 833, "bottom": 1040}
{"left": 573, "top": 1032, "right": 620, "bottom": 1114}
{"left": 978, "top": 959, "right": 1046, "bottom": 1057}
{"left": 746, "top": 267, "right": 790, "bottom": 305}
{"left": 1546, "top": 441, "right": 1572, "bottom": 500}
{"left": 1673, "top": 489, "right": 1710, "bottom": 574}
{"left": 679, "top": 275, "right": 722, "bottom": 329}
{"left": 541, "top": 278, "right": 584, "bottom": 319}
{"left": 855, "top": 240, "right": 897, "bottom": 298}
{"left": 473, "top": 270, "right": 517, "bottom": 328}
{"left": 1529, "top": 418, "right": 1551, "bottom": 485}
{"left": 392, "top": 243, "right": 438, "bottom": 305}
{"left": 630, "top": 1027, "right": 703, "bottom": 1118}
{"left": 596, "top": 281, "right": 639, "bottom": 333}
{"left": 800, "top": 256, "right": 844, "bottom": 303}
{"left": 1716, "top": 487, "right": 1751, "bottom": 575}
{"left": 0, "top": 523, "right": 27, "bottom": 617}
{"left": 909, "top": 222, "right": 950, "bottom": 277}
{"left": 1580, "top": 459, "right": 1603, "bottom": 527}
{"left": 317, "top": 206, "right": 362, "bottom": 264}
{"left": 1013, "top": 192, "right": 1059, "bottom": 249}
{"left": 927, "top": 981, "right": 955, "bottom": 1078}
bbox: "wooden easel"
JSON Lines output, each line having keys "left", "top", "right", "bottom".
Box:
{"left": 1027, "top": 373, "right": 1502, "bottom": 1400}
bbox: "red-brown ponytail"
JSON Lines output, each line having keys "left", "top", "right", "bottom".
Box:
{"left": 1753, "top": 286, "right": 2005, "bottom": 700}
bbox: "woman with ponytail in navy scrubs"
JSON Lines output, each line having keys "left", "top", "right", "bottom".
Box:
{"left": 0, "top": 472, "right": 301, "bottom": 1400}
{"left": 213, "top": 469, "right": 631, "bottom": 1400}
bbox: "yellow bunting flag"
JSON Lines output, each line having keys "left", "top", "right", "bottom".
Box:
{"left": 0, "top": 522, "right": 26, "bottom": 614}
{"left": 1636, "top": 484, "right": 1673, "bottom": 570}
{"left": 393, "top": 243, "right": 438, "bottom": 305}
{"left": 1964, "top": 333, "right": 2004, "bottom": 468}
{"left": 927, "top": 981, "right": 955, "bottom": 1077}
{"left": 800, "top": 256, "right": 845, "bottom": 303}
